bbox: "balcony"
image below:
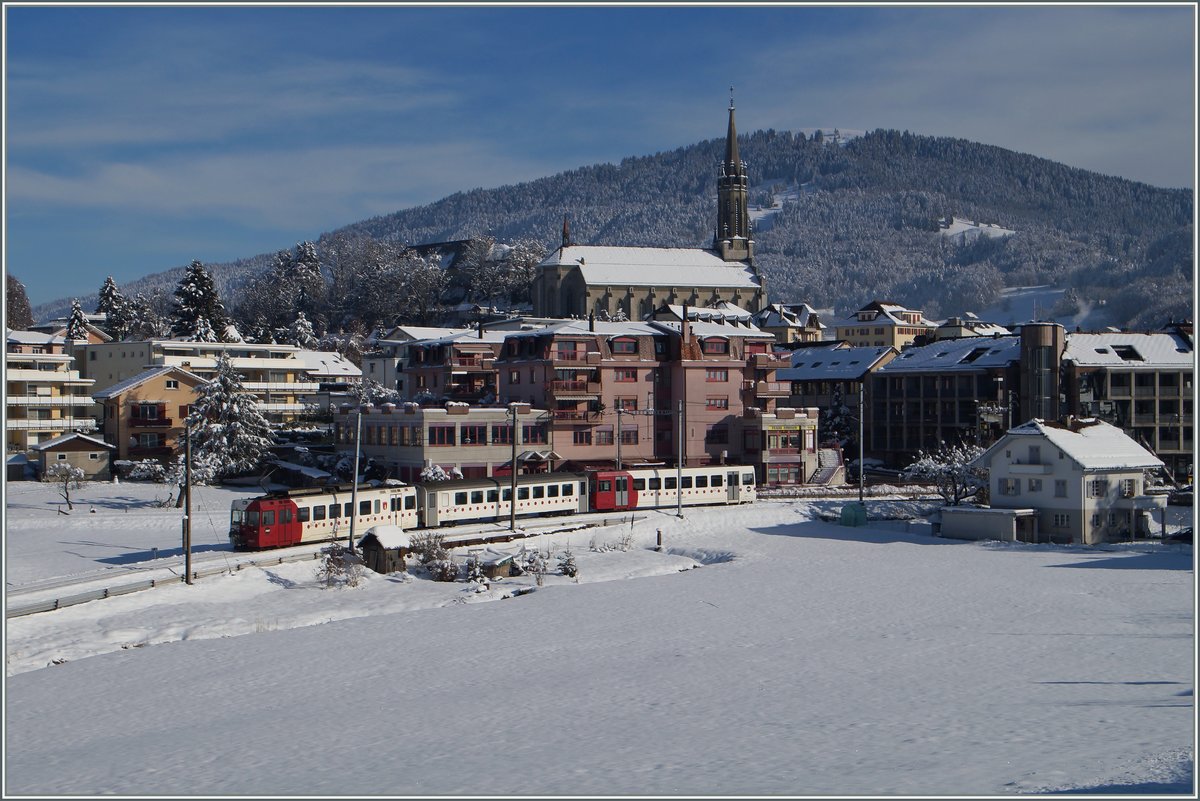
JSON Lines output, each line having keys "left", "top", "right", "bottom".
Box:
{"left": 242, "top": 381, "right": 320, "bottom": 393}
{"left": 130, "top": 417, "right": 174, "bottom": 428}
{"left": 127, "top": 446, "right": 174, "bottom": 459}
{"left": 754, "top": 381, "right": 791, "bottom": 397}
{"left": 752, "top": 353, "right": 786, "bottom": 368}
{"left": 546, "top": 380, "right": 601, "bottom": 397}
{"left": 550, "top": 409, "right": 595, "bottom": 422}
{"left": 447, "top": 355, "right": 496, "bottom": 371}
{"left": 5, "top": 418, "right": 98, "bottom": 431}
{"left": 5, "top": 395, "right": 96, "bottom": 408}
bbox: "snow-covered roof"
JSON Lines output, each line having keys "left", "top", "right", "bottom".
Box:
{"left": 381, "top": 326, "right": 469, "bottom": 343}
{"left": 1063, "top": 332, "right": 1192, "bottom": 368}
{"left": 986, "top": 419, "right": 1163, "bottom": 471}
{"left": 267, "top": 459, "right": 333, "bottom": 480}
{"left": 92, "top": 366, "right": 205, "bottom": 399}
{"left": 291, "top": 350, "right": 362, "bottom": 379}
{"left": 540, "top": 245, "right": 762, "bottom": 290}
{"left": 838, "top": 301, "right": 934, "bottom": 328}
{"left": 502, "top": 319, "right": 667, "bottom": 340}
{"left": 652, "top": 302, "right": 755, "bottom": 325}
{"left": 878, "top": 337, "right": 1020, "bottom": 372}
{"left": 651, "top": 320, "right": 774, "bottom": 340}
{"left": 359, "top": 524, "right": 409, "bottom": 550}
{"left": 6, "top": 329, "right": 64, "bottom": 346}
{"left": 777, "top": 346, "right": 895, "bottom": 381}
{"left": 409, "top": 330, "right": 510, "bottom": 347}
{"left": 752, "top": 303, "right": 827, "bottom": 330}
{"left": 31, "top": 432, "right": 114, "bottom": 451}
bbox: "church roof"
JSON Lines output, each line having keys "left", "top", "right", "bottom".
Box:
{"left": 539, "top": 245, "right": 761, "bottom": 290}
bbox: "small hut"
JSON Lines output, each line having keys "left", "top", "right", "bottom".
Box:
{"left": 357, "top": 525, "right": 408, "bottom": 575}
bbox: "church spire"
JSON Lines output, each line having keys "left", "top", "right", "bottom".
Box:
{"left": 714, "top": 88, "right": 752, "bottom": 262}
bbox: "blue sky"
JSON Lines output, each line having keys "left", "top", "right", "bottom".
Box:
{"left": 4, "top": 4, "right": 1195, "bottom": 308}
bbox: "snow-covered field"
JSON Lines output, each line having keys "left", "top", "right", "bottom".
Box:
{"left": 4, "top": 479, "right": 1195, "bottom": 795}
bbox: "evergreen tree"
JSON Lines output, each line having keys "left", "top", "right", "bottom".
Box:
{"left": 95, "top": 276, "right": 135, "bottom": 340}
{"left": 171, "top": 261, "right": 229, "bottom": 340}
{"left": 64, "top": 300, "right": 89, "bottom": 341}
{"left": 126, "top": 292, "right": 171, "bottom": 340}
{"left": 288, "top": 311, "right": 318, "bottom": 349}
{"left": 6, "top": 274, "right": 34, "bottom": 330}
{"left": 186, "top": 353, "right": 274, "bottom": 479}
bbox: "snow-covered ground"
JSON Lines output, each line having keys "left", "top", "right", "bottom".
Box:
{"left": 4, "top": 479, "right": 1195, "bottom": 795}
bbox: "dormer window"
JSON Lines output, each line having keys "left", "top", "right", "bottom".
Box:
{"left": 611, "top": 338, "right": 637, "bottom": 354}
{"left": 701, "top": 338, "right": 729, "bottom": 355}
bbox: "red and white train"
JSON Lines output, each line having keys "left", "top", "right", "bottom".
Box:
{"left": 229, "top": 465, "right": 757, "bottom": 550}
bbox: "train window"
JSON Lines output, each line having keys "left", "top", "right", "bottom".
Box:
{"left": 743, "top": 472, "right": 754, "bottom": 485}
{"left": 297, "top": 507, "right": 310, "bottom": 523}
{"left": 712, "top": 475, "right": 723, "bottom": 487}
{"left": 547, "top": 485, "right": 559, "bottom": 497}
{"left": 649, "top": 477, "right": 661, "bottom": 490}
{"left": 344, "top": 502, "right": 353, "bottom": 517}
{"left": 632, "top": 478, "right": 645, "bottom": 490}
{"left": 518, "top": 487, "right": 529, "bottom": 500}
{"left": 281, "top": 508, "right": 293, "bottom": 523}
{"left": 313, "top": 505, "right": 326, "bottom": 521}
{"left": 471, "top": 491, "right": 484, "bottom": 504}
{"left": 502, "top": 488, "right": 512, "bottom": 501}
{"left": 390, "top": 497, "right": 401, "bottom": 512}
{"left": 664, "top": 477, "right": 677, "bottom": 489}
{"left": 696, "top": 476, "right": 708, "bottom": 488}
{"left": 599, "top": 480, "right": 611, "bottom": 492}
{"left": 455, "top": 492, "right": 468, "bottom": 505}
{"left": 374, "top": 499, "right": 381, "bottom": 514}
{"left": 487, "top": 490, "right": 499, "bottom": 503}
{"left": 681, "top": 477, "right": 693, "bottom": 489}
{"left": 532, "top": 486, "right": 545, "bottom": 499}
{"left": 405, "top": 495, "right": 417, "bottom": 510}
{"left": 246, "top": 511, "right": 260, "bottom": 526}
{"left": 328, "top": 504, "right": 340, "bottom": 519}
{"left": 263, "top": 511, "right": 276, "bottom": 525}
{"left": 562, "top": 484, "right": 573, "bottom": 496}
{"left": 359, "top": 500, "right": 371, "bottom": 516}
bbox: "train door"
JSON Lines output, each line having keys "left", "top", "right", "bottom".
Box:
{"left": 262, "top": 500, "right": 301, "bottom": 548}
{"left": 614, "top": 475, "right": 630, "bottom": 508}
{"left": 727, "top": 471, "right": 741, "bottom": 503}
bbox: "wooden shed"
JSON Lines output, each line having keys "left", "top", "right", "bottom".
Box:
{"left": 32, "top": 432, "right": 115, "bottom": 481}
{"left": 357, "top": 525, "right": 408, "bottom": 574}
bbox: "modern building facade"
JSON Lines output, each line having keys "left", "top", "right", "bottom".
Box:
{"left": 6, "top": 329, "right": 97, "bottom": 453}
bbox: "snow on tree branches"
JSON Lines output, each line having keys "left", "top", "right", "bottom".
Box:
{"left": 64, "top": 300, "right": 89, "bottom": 341}
{"left": 171, "top": 261, "right": 230, "bottom": 341}
{"left": 903, "top": 442, "right": 987, "bottom": 506}
{"left": 186, "top": 353, "right": 273, "bottom": 479}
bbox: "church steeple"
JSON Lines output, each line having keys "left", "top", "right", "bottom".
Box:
{"left": 714, "top": 88, "right": 753, "bottom": 262}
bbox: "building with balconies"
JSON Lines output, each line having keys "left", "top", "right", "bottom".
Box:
{"left": 402, "top": 330, "right": 508, "bottom": 404}
{"left": 750, "top": 302, "right": 828, "bottom": 345}
{"left": 91, "top": 366, "right": 206, "bottom": 462}
{"left": 74, "top": 339, "right": 360, "bottom": 426}
{"left": 966, "top": 418, "right": 1168, "bottom": 545}
{"left": 1061, "top": 329, "right": 1193, "bottom": 482}
{"left": 5, "top": 330, "right": 97, "bottom": 453}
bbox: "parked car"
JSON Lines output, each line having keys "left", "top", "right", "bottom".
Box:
{"left": 1167, "top": 485, "right": 1193, "bottom": 506}
{"left": 1165, "top": 526, "right": 1192, "bottom": 544}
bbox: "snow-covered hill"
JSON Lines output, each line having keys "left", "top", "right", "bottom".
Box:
{"left": 3, "top": 480, "right": 1194, "bottom": 795}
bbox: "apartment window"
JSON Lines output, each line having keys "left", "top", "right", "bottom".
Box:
{"left": 611, "top": 338, "right": 637, "bottom": 354}
{"left": 523, "top": 424, "right": 547, "bottom": 444}
{"left": 1028, "top": 478, "right": 1043, "bottom": 493}
{"left": 428, "top": 425, "right": 456, "bottom": 446}
{"left": 1028, "top": 445, "right": 1041, "bottom": 464}
{"left": 615, "top": 397, "right": 638, "bottom": 412}
{"left": 165, "top": 380, "right": 179, "bottom": 390}
{"left": 998, "top": 478, "right": 1021, "bottom": 496}
{"left": 1087, "top": 479, "right": 1109, "bottom": 498}
{"left": 1052, "top": 513, "right": 1071, "bottom": 528}
{"left": 492, "top": 424, "right": 513, "bottom": 444}
{"left": 701, "top": 338, "right": 729, "bottom": 355}
{"left": 573, "top": 430, "right": 592, "bottom": 445}
{"left": 619, "top": 428, "right": 638, "bottom": 445}
{"left": 509, "top": 370, "right": 520, "bottom": 384}
{"left": 1054, "top": 480, "right": 1068, "bottom": 498}
{"left": 595, "top": 428, "right": 614, "bottom": 446}
{"left": 56, "top": 453, "right": 68, "bottom": 461}
{"left": 706, "top": 396, "right": 729, "bottom": 410}
{"left": 706, "top": 368, "right": 729, "bottom": 382}
{"left": 1120, "top": 478, "right": 1137, "bottom": 497}
{"left": 705, "top": 425, "right": 729, "bottom": 444}
{"left": 89, "top": 453, "right": 99, "bottom": 460}
{"left": 614, "top": 368, "right": 637, "bottom": 382}
{"left": 460, "top": 424, "right": 487, "bottom": 445}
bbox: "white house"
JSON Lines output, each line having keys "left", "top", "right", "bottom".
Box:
{"left": 963, "top": 418, "right": 1167, "bottom": 545}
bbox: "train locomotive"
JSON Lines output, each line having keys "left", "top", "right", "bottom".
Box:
{"left": 229, "top": 465, "right": 757, "bottom": 550}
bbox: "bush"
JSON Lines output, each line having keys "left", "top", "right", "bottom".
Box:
{"left": 428, "top": 558, "right": 459, "bottom": 582}
{"left": 409, "top": 532, "right": 449, "bottom": 564}
{"left": 558, "top": 547, "right": 578, "bottom": 578}
{"left": 315, "top": 541, "right": 366, "bottom": 588}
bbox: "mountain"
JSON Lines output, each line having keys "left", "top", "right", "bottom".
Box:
{"left": 33, "top": 128, "right": 1193, "bottom": 331}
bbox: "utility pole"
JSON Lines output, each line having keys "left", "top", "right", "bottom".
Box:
{"left": 616, "top": 405, "right": 623, "bottom": 470}
{"left": 348, "top": 407, "right": 362, "bottom": 554}
{"left": 858, "top": 383, "right": 865, "bottom": 505}
{"left": 676, "top": 399, "right": 684, "bottom": 518}
{"left": 183, "top": 424, "right": 193, "bottom": 585}
{"left": 509, "top": 404, "right": 519, "bottom": 531}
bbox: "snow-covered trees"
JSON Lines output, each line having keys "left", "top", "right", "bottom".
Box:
{"left": 171, "top": 261, "right": 230, "bottom": 341}
{"left": 125, "top": 292, "right": 172, "bottom": 340}
{"left": 315, "top": 541, "right": 365, "bottom": 588}
{"left": 186, "top": 353, "right": 273, "bottom": 479}
{"left": 44, "top": 462, "right": 86, "bottom": 510}
{"left": 6, "top": 275, "right": 34, "bottom": 330}
{"left": 288, "top": 311, "right": 319, "bottom": 349}
{"left": 64, "top": 300, "right": 89, "bottom": 341}
{"left": 903, "top": 443, "right": 987, "bottom": 506}
{"left": 95, "top": 277, "right": 135, "bottom": 340}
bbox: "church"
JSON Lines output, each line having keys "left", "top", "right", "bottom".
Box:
{"left": 531, "top": 99, "right": 769, "bottom": 319}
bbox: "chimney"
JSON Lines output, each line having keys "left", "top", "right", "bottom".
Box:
{"left": 681, "top": 304, "right": 691, "bottom": 344}
{"left": 589, "top": 311, "right": 595, "bottom": 332}
{"left": 478, "top": 320, "right": 484, "bottom": 339}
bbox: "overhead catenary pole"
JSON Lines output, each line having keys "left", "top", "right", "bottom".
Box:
{"left": 348, "top": 407, "right": 363, "bottom": 554}
{"left": 183, "top": 424, "right": 193, "bottom": 585}
{"left": 509, "top": 404, "right": 519, "bottom": 531}
{"left": 676, "top": 399, "right": 684, "bottom": 518}
{"left": 616, "top": 405, "right": 623, "bottom": 471}
{"left": 858, "top": 382, "right": 865, "bottom": 505}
